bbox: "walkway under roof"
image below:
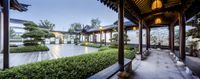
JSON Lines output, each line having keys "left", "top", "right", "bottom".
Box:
{"left": 95, "top": 0, "right": 200, "bottom": 78}
{"left": 99, "top": 0, "right": 200, "bottom": 27}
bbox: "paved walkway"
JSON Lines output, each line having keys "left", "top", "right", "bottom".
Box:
{"left": 132, "top": 49, "right": 187, "bottom": 79}
{"left": 0, "top": 44, "right": 98, "bottom": 68}
{"left": 111, "top": 49, "right": 193, "bottom": 79}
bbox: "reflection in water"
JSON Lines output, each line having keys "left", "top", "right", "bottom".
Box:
{"left": 50, "top": 45, "right": 62, "bottom": 59}
{"left": 47, "top": 44, "right": 98, "bottom": 58}
{"left": 0, "top": 44, "right": 98, "bottom": 68}
{"left": 84, "top": 47, "right": 88, "bottom": 53}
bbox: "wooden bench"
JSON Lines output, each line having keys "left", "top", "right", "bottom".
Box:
{"left": 88, "top": 58, "right": 132, "bottom": 79}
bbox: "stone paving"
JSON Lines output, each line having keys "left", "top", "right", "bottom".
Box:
{"left": 111, "top": 49, "right": 194, "bottom": 79}
{"left": 0, "top": 44, "right": 98, "bottom": 68}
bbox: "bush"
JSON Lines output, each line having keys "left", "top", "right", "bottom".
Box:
{"left": 80, "top": 42, "right": 101, "bottom": 48}
{"left": 10, "top": 45, "right": 49, "bottom": 53}
{"left": 98, "top": 46, "right": 110, "bottom": 51}
{"left": 0, "top": 49, "right": 135, "bottom": 78}
{"left": 23, "top": 40, "right": 39, "bottom": 46}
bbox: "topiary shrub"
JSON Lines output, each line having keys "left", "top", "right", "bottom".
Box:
{"left": 10, "top": 45, "right": 49, "bottom": 53}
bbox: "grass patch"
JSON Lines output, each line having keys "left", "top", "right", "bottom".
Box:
{"left": 0, "top": 49, "right": 135, "bottom": 79}
{"left": 10, "top": 45, "right": 49, "bottom": 53}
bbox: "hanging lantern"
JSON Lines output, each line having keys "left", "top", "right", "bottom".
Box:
{"left": 155, "top": 18, "right": 162, "bottom": 24}
{"left": 132, "top": 27, "right": 137, "bottom": 30}
{"left": 152, "top": 0, "right": 162, "bottom": 10}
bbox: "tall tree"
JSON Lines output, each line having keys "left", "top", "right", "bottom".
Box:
{"left": 22, "top": 22, "right": 55, "bottom": 46}
{"left": 68, "top": 23, "right": 82, "bottom": 33}
{"left": 10, "top": 28, "right": 16, "bottom": 39}
{"left": 39, "top": 20, "right": 55, "bottom": 31}
{"left": 67, "top": 23, "right": 82, "bottom": 44}
{"left": 91, "top": 18, "right": 101, "bottom": 28}
{"left": 187, "top": 14, "right": 200, "bottom": 41}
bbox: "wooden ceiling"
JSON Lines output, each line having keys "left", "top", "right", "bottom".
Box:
{"left": 98, "top": 0, "right": 200, "bottom": 27}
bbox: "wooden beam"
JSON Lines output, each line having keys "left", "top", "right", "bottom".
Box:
{"left": 118, "top": 0, "right": 124, "bottom": 71}
{"left": 178, "top": 12, "right": 186, "bottom": 60}
{"left": 3, "top": 0, "right": 10, "bottom": 69}
{"left": 142, "top": 5, "right": 180, "bottom": 18}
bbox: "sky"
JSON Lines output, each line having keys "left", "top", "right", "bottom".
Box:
{"left": 10, "top": 0, "right": 118, "bottom": 31}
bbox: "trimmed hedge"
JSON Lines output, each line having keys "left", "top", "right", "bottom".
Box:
{"left": 10, "top": 45, "right": 49, "bottom": 53}
{"left": 80, "top": 42, "right": 102, "bottom": 48}
{"left": 0, "top": 49, "right": 135, "bottom": 79}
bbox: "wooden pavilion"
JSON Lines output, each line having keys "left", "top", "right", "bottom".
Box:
{"left": 96, "top": 0, "right": 200, "bottom": 76}
{"left": 0, "top": 0, "right": 28, "bottom": 69}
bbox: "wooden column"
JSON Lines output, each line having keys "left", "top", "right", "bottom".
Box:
{"left": 118, "top": 0, "right": 124, "bottom": 71}
{"left": 146, "top": 27, "right": 150, "bottom": 50}
{"left": 3, "top": 0, "right": 10, "bottom": 69}
{"left": 178, "top": 12, "right": 186, "bottom": 60}
{"left": 104, "top": 31, "right": 106, "bottom": 45}
{"left": 125, "top": 29, "right": 127, "bottom": 45}
{"left": 139, "top": 20, "right": 143, "bottom": 59}
{"left": 168, "top": 26, "right": 171, "bottom": 49}
{"left": 171, "top": 25, "right": 174, "bottom": 52}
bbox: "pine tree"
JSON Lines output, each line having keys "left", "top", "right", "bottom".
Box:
{"left": 187, "top": 13, "right": 200, "bottom": 41}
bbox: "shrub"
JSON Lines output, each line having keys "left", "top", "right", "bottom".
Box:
{"left": 98, "top": 46, "right": 110, "bottom": 51}
{"left": 10, "top": 45, "right": 49, "bottom": 53}
{"left": 80, "top": 42, "right": 101, "bottom": 48}
{"left": 0, "top": 49, "right": 135, "bottom": 78}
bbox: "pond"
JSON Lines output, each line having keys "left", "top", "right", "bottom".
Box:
{"left": 0, "top": 44, "right": 98, "bottom": 68}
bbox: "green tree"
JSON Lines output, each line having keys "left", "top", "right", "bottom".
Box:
{"left": 22, "top": 22, "right": 55, "bottom": 46}
{"left": 39, "top": 20, "right": 55, "bottom": 31}
{"left": 187, "top": 14, "right": 200, "bottom": 41}
{"left": 91, "top": 18, "right": 101, "bottom": 28}
{"left": 10, "top": 28, "right": 16, "bottom": 39}
{"left": 67, "top": 23, "right": 82, "bottom": 45}
{"left": 109, "top": 33, "right": 130, "bottom": 48}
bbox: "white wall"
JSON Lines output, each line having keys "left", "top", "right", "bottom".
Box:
{"left": 96, "top": 33, "right": 100, "bottom": 42}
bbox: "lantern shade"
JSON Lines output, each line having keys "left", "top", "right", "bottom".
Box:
{"left": 132, "top": 27, "right": 137, "bottom": 30}
{"left": 155, "top": 18, "right": 162, "bottom": 24}
{"left": 152, "top": 0, "right": 162, "bottom": 10}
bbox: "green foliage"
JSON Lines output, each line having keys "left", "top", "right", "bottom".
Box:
{"left": 80, "top": 42, "right": 101, "bottom": 48}
{"left": 91, "top": 18, "right": 101, "bottom": 28}
{"left": 109, "top": 33, "right": 130, "bottom": 48}
{"left": 98, "top": 46, "right": 110, "bottom": 51}
{"left": 74, "top": 37, "right": 80, "bottom": 45}
{"left": 39, "top": 20, "right": 55, "bottom": 31}
{"left": 10, "top": 45, "right": 49, "bottom": 53}
{"left": 0, "top": 49, "right": 135, "bottom": 79}
{"left": 175, "top": 29, "right": 180, "bottom": 45}
{"left": 187, "top": 14, "right": 200, "bottom": 41}
{"left": 22, "top": 22, "right": 55, "bottom": 46}
{"left": 10, "top": 28, "right": 16, "bottom": 39}
{"left": 68, "top": 23, "right": 82, "bottom": 33}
